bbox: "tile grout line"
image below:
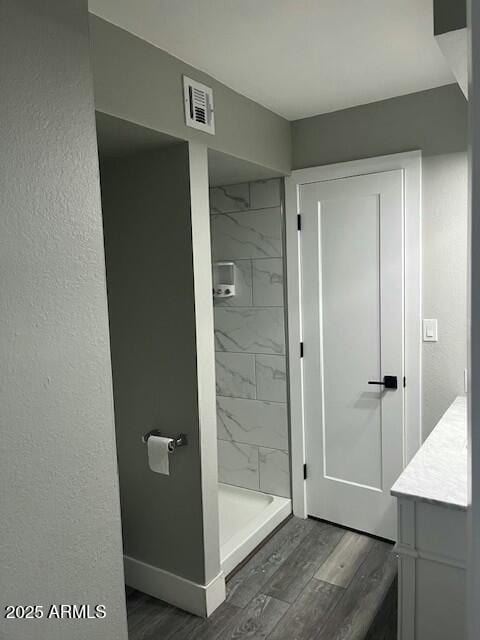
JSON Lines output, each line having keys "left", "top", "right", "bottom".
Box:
{"left": 210, "top": 209, "right": 281, "bottom": 218}
{"left": 216, "top": 395, "right": 287, "bottom": 406}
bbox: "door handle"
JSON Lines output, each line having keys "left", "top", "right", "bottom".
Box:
{"left": 368, "top": 375, "right": 398, "bottom": 390}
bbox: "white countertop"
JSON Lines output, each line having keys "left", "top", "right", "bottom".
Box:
{"left": 391, "top": 396, "right": 468, "bottom": 510}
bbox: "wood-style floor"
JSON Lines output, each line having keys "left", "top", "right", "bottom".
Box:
{"left": 126, "top": 517, "right": 397, "bottom": 640}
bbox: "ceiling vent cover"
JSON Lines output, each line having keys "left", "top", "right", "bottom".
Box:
{"left": 183, "top": 76, "right": 215, "bottom": 134}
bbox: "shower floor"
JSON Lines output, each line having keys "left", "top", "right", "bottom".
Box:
{"left": 218, "top": 482, "right": 291, "bottom": 576}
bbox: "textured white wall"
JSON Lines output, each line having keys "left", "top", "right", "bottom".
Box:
{"left": 0, "top": 2, "right": 127, "bottom": 638}
{"left": 422, "top": 153, "right": 468, "bottom": 435}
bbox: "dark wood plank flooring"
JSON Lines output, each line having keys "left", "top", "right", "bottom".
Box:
{"left": 126, "top": 517, "right": 397, "bottom": 640}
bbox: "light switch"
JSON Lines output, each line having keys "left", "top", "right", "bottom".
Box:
{"left": 423, "top": 318, "right": 438, "bottom": 342}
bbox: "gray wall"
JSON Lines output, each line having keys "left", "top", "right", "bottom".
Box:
{"left": 433, "top": 0, "right": 466, "bottom": 35}
{"left": 292, "top": 84, "right": 468, "bottom": 437}
{"left": 210, "top": 180, "right": 290, "bottom": 498}
{"left": 100, "top": 143, "right": 215, "bottom": 585}
{"left": 0, "top": 2, "right": 127, "bottom": 639}
{"left": 89, "top": 15, "right": 291, "bottom": 175}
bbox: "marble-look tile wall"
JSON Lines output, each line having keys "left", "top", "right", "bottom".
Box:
{"left": 210, "top": 178, "right": 290, "bottom": 498}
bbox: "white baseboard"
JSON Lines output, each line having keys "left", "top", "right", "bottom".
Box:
{"left": 124, "top": 555, "right": 225, "bottom": 617}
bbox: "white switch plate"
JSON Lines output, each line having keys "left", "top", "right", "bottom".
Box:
{"left": 423, "top": 318, "right": 438, "bottom": 342}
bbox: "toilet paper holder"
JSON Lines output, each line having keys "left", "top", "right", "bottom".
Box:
{"left": 141, "top": 430, "right": 188, "bottom": 451}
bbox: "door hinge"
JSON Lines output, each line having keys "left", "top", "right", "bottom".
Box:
{"left": 303, "top": 463, "right": 307, "bottom": 480}
{"left": 403, "top": 376, "right": 406, "bottom": 388}
{"left": 300, "top": 342, "right": 304, "bottom": 358}
{"left": 297, "top": 214, "right": 302, "bottom": 231}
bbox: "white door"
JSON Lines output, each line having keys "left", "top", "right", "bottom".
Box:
{"left": 300, "top": 170, "right": 404, "bottom": 540}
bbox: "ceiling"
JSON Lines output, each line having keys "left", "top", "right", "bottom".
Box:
{"left": 88, "top": 0, "right": 454, "bottom": 120}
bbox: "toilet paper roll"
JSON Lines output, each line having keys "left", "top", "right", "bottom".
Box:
{"left": 147, "top": 435, "right": 174, "bottom": 475}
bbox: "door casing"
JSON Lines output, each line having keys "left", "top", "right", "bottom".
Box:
{"left": 285, "top": 151, "right": 422, "bottom": 519}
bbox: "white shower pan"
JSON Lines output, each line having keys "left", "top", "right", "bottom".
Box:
{"left": 218, "top": 483, "right": 291, "bottom": 576}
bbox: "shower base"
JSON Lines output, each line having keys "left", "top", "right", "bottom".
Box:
{"left": 218, "top": 482, "right": 291, "bottom": 576}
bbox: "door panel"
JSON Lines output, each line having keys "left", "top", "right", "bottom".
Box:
{"left": 321, "top": 194, "right": 382, "bottom": 489}
{"left": 301, "top": 170, "right": 404, "bottom": 540}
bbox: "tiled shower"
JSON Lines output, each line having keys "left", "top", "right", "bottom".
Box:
{"left": 210, "top": 178, "right": 290, "bottom": 499}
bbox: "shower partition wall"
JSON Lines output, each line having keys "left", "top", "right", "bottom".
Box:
{"left": 101, "top": 140, "right": 223, "bottom": 616}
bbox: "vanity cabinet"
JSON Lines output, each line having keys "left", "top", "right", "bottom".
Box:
{"left": 391, "top": 397, "right": 467, "bottom": 640}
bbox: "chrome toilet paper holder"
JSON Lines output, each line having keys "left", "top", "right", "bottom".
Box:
{"left": 141, "top": 430, "right": 188, "bottom": 451}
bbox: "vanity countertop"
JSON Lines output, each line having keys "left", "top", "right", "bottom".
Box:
{"left": 391, "top": 395, "right": 468, "bottom": 510}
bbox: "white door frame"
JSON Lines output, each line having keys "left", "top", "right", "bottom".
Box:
{"left": 285, "top": 151, "right": 422, "bottom": 519}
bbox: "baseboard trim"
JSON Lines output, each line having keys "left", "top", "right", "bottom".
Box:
{"left": 124, "top": 555, "right": 225, "bottom": 617}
